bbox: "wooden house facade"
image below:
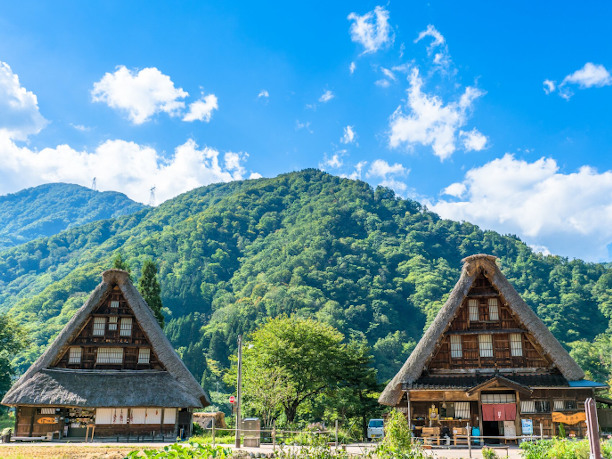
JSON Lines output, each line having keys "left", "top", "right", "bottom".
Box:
{"left": 2, "top": 269, "right": 209, "bottom": 440}
{"left": 379, "top": 254, "right": 606, "bottom": 441}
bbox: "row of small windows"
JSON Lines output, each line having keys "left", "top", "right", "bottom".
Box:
{"left": 520, "top": 400, "right": 576, "bottom": 413}
{"left": 468, "top": 298, "right": 499, "bottom": 322}
{"left": 68, "top": 346, "right": 150, "bottom": 365}
{"left": 449, "top": 333, "right": 523, "bottom": 358}
{"left": 93, "top": 316, "right": 132, "bottom": 336}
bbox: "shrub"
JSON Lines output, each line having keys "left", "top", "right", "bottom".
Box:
{"left": 125, "top": 441, "right": 231, "bottom": 458}
{"left": 482, "top": 446, "right": 499, "bottom": 459}
{"left": 374, "top": 410, "right": 426, "bottom": 459}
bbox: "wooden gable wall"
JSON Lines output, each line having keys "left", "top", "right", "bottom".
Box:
{"left": 427, "top": 272, "right": 554, "bottom": 372}
{"left": 53, "top": 285, "right": 164, "bottom": 371}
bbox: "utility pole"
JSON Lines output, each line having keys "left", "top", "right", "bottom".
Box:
{"left": 235, "top": 334, "right": 243, "bottom": 448}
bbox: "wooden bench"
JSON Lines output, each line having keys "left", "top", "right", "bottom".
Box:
{"left": 453, "top": 427, "right": 468, "bottom": 445}
{"left": 421, "top": 427, "right": 440, "bottom": 445}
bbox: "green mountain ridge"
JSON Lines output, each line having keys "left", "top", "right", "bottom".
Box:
{"left": 1, "top": 170, "right": 610, "bottom": 387}
{"left": 0, "top": 183, "right": 146, "bottom": 250}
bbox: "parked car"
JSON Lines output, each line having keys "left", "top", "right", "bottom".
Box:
{"left": 367, "top": 418, "right": 384, "bottom": 441}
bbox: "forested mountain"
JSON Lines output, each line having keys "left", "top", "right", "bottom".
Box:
{"left": 0, "top": 183, "right": 146, "bottom": 250}
{"left": 0, "top": 170, "right": 611, "bottom": 389}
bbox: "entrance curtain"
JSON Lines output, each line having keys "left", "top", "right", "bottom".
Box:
{"left": 482, "top": 404, "right": 516, "bottom": 421}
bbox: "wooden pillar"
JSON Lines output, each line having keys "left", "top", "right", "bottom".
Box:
{"left": 478, "top": 393, "right": 483, "bottom": 441}
{"left": 29, "top": 408, "right": 35, "bottom": 437}
{"left": 160, "top": 408, "right": 165, "bottom": 435}
{"left": 515, "top": 391, "right": 521, "bottom": 438}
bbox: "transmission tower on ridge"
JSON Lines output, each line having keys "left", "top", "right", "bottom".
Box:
{"left": 149, "top": 186, "right": 156, "bottom": 207}
{"left": 91, "top": 177, "right": 97, "bottom": 191}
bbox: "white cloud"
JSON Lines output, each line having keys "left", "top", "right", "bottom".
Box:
{"left": 183, "top": 93, "right": 218, "bottom": 122}
{"left": 319, "top": 90, "right": 335, "bottom": 103}
{"left": 349, "top": 62, "right": 356, "bottom": 74}
{"left": 0, "top": 134, "right": 253, "bottom": 204}
{"left": 249, "top": 172, "right": 263, "bottom": 179}
{"left": 367, "top": 159, "right": 407, "bottom": 178}
{"left": 431, "top": 154, "right": 612, "bottom": 261}
{"left": 320, "top": 153, "right": 343, "bottom": 169}
{"left": 347, "top": 6, "right": 394, "bottom": 54}
{"left": 91, "top": 66, "right": 188, "bottom": 124}
{"left": 460, "top": 128, "right": 488, "bottom": 151}
{"left": 442, "top": 182, "right": 466, "bottom": 198}
{"left": 564, "top": 62, "right": 612, "bottom": 88}
{"left": 389, "top": 67, "right": 485, "bottom": 160}
{"left": 365, "top": 159, "right": 409, "bottom": 193}
{"left": 415, "top": 25, "right": 451, "bottom": 70}
{"left": 341, "top": 160, "right": 368, "bottom": 180}
{"left": 341, "top": 125, "right": 356, "bottom": 144}
{"left": 545, "top": 63, "right": 612, "bottom": 99}
{"left": 0, "top": 61, "right": 47, "bottom": 140}
{"left": 375, "top": 79, "right": 391, "bottom": 88}
{"left": 543, "top": 79, "right": 556, "bottom": 94}
{"left": 258, "top": 89, "right": 269, "bottom": 98}
{"left": 381, "top": 67, "right": 397, "bottom": 81}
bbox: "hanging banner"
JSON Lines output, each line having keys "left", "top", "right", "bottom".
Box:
{"left": 37, "top": 417, "right": 57, "bottom": 424}
{"left": 552, "top": 412, "right": 586, "bottom": 425}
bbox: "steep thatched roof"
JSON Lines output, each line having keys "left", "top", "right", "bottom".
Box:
{"left": 2, "top": 369, "right": 201, "bottom": 407}
{"left": 379, "top": 254, "right": 585, "bottom": 406}
{"left": 2, "top": 269, "right": 209, "bottom": 408}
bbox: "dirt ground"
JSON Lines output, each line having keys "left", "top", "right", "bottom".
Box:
{"left": 0, "top": 444, "right": 162, "bottom": 459}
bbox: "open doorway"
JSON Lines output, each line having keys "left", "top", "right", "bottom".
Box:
{"left": 482, "top": 420, "right": 500, "bottom": 444}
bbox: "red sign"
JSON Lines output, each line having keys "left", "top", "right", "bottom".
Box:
{"left": 229, "top": 395, "right": 236, "bottom": 404}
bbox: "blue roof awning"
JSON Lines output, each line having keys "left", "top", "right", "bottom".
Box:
{"left": 568, "top": 379, "right": 608, "bottom": 388}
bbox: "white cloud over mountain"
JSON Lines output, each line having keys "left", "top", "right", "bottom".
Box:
{"left": 0, "top": 134, "right": 252, "bottom": 204}
{"left": 389, "top": 68, "right": 486, "bottom": 160}
{"left": 347, "top": 6, "right": 393, "bottom": 54}
{"left": 432, "top": 154, "right": 612, "bottom": 261}
{"left": 0, "top": 61, "right": 47, "bottom": 140}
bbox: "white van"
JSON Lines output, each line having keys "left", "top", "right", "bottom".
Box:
{"left": 367, "top": 418, "right": 384, "bottom": 441}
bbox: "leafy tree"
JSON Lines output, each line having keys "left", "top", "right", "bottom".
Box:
{"left": 138, "top": 259, "right": 164, "bottom": 328}
{"left": 0, "top": 314, "right": 26, "bottom": 407}
{"left": 231, "top": 316, "right": 351, "bottom": 424}
{"left": 112, "top": 253, "right": 131, "bottom": 274}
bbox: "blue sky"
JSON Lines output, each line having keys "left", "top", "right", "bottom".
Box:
{"left": 1, "top": 1, "right": 612, "bottom": 262}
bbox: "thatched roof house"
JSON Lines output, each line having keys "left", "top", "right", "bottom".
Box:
{"left": 3, "top": 269, "right": 208, "bottom": 440}
{"left": 380, "top": 254, "right": 605, "bottom": 440}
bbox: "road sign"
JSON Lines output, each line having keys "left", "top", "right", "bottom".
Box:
{"left": 229, "top": 395, "right": 236, "bottom": 404}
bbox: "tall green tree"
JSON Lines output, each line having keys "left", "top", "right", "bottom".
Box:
{"left": 0, "top": 314, "right": 26, "bottom": 407}
{"left": 112, "top": 253, "right": 131, "bottom": 274}
{"left": 229, "top": 315, "right": 371, "bottom": 424}
{"left": 139, "top": 260, "right": 164, "bottom": 327}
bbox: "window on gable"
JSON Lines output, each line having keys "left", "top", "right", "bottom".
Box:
{"left": 110, "top": 300, "right": 119, "bottom": 308}
{"left": 138, "top": 348, "right": 151, "bottom": 364}
{"left": 69, "top": 347, "right": 82, "bottom": 364}
{"left": 93, "top": 317, "right": 106, "bottom": 336}
{"left": 120, "top": 317, "right": 132, "bottom": 337}
{"left": 468, "top": 299, "right": 479, "bottom": 321}
{"left": 510, "top": 333, "right": 523, "bottom": 356}
{"left": 108, "top": 316, "right": 118, "bottom": 331}
{"left": 450, "top": 335, "right": 462, "bottom": 358}
{"left": 97, "top": 347, "right": 123, "bottom": 364}
{"left": 488, "top": 298, "right": 499, "bottom": 321}
{"left": 478, "top": 334, "right": 493, "bottom": 358}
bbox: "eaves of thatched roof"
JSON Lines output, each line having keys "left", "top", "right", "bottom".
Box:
{"left": 2, "top": 269, "right": 209, "bottom": 408}
{"left": 379, "top": 254, "right": 585, "bottom": 406}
